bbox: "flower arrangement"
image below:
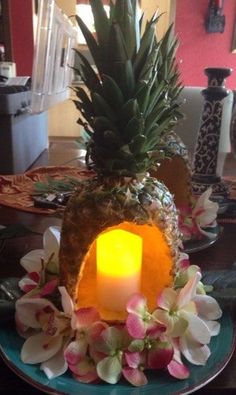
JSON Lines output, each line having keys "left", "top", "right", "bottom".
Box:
{"left": 15, "top": 226, "right": 222, "bottom": 387}
{"left": 178, "top": 188, "right": 219, "bottom": 241}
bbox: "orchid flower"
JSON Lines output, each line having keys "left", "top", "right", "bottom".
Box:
{"left": 19, "top": 226, "right": 61, "bottom": 296}
{"left": 179, "top": 188, "right": 219, "bottom": 241}
{"left": 179, "top": 188, "right": 219, "bottom": 240}
{"left": 154, "top": 272, "right": 222, "bottom": 366}
{"left": 126, "top": 294, "right": 173, "bottom": 373}
{"left": 16, "top": 286, "right": 74, "bottom": 379}
{"left": 64, "top": 307, "right": 107, "bottom": 383}
{"left": 178, "top": 205, "right": 200, "bottom": 241}
{"left": 192, "top": 188, "right": 219, "bottom": 239}
{"left": 176, "top": 252, "right": 190, "bottom": 270}
{"left": 126, "top": 293, "right": 166, "bottom": 339}
{"left": 94, "top": 326, "right": 130, "bottom": 384}
{"left": 123, "top": 351, "right": 148, "bottom": 386}
{"left": 174, "top": 264, "right": 206, "bottom": 294}
{"left": 167, "top": 338, "right": 190, "bottom": 379}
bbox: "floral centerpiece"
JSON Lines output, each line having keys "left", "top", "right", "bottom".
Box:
{"left": 13, "top": 0, "right": 222, "bottom": 388}
{"left": 15, "top": 227, "right": 222, "bottom": 386}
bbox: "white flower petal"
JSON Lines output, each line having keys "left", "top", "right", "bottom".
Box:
{"left": 203, "top": 319, "right": 221, "bottom": 336}
{"left": 59, "top": 286, "right": 74, "bottom": 316}
{"left": 181, "top": 311, "right": 211, "bottom": 344}
{"left": 18, "top": 276, "right": 37, "bottom": 292}
{"left": 177, "top": 272, "right": 201, "bottom": 309}
{"left": 194, "top": 294, "right": 222, "bottom": 320}
{"left": 40, "top": 348, "right": 68, "bottom": 379}
{"left": 193, "top": 188, "right": 218, "bottom": 227}
{"left": 16, "top": 298, "right": 57, "bottom": 328}
{"left": 20, "top": 250, "right": 44, "bottom": 273}
{"left": 180, "top": 335, "right": 211, "bottom": 365}
{"left": 157, "top": 288, "right": 177, "bottom": 311}
{"left": 152, "top": 309, "right": 174, "bottom": 333}
{"left": 21, "top": 332, "right": 62, "bottom": 364}
{"left": 43, "top": 226, "right": 61, "bottom": 262}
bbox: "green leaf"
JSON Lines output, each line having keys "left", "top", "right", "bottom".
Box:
{"left": 120, "top": 99, "right": 141, "bottom": 126}
{"left": 144, "top": 80, "right": 166, "bottom": 117}
{"left": 75, "top": 15, "right": 103, "bottom": 74}
{"left": 129, "top": 134, "right": 147, "bottom": 154}
{"left": 113, "top": 60, "right": 135, "bottom": 99}
{"left": 89, "top": 0, "right": 110, "bottom": 49}
{"left": 123, "top": 116, "right": 143, "bottom": 143}
{"left": 93, "top": 116, "right": 119, "bottom": 135}
{"left": 102, "top": 75, "right": 125, "bottom": 110}
{"left": 73, "top": 88, "right": 94, "bottom": 117}
{"left": 73, "top": 49, "right": 101, "bottom": 90}
{"left": 33, "top": 177, "right": 80, "bottom": 194}
{"left": 91, "top": 92, "right": 117, "bottom": 121}
{"left": 133, "top": 15, "right": 158, "bottom": 79}
{"left": 113, "top": 0, "right": 137, "bottom": 58}
{"left": 102, "top": 130, "right": 122, "bottom": 148}
{"left": 108, "top": 23, "right": 129, "bottom": 64}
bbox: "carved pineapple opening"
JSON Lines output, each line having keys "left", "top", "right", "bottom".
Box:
{"left": 75, "top": 221, "right": 174, "bottom": 321}
{"left": 59, "top": 177, "right": 181, "bottom": 322}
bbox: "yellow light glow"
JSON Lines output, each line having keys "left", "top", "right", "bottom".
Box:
{"left": 97, "top": 229, "right": 142, "bottom": 276}
{"left": 96, "top": 229, "right": 142, "bottom": 311}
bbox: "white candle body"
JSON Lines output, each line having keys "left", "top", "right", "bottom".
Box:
{"left": 96, "top": 229, "right": 142, "bottom": 312}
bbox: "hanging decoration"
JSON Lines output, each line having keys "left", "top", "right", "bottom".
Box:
{"left": 206, "top": 0, "right": 225, "bottom": 33}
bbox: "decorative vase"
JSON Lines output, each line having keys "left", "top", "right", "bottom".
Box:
{"left": 191, "top": 67, "right": 232, "bottom": 198}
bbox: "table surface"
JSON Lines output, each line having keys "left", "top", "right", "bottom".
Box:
{"left": 0, "top": 147, "right": 235, "bottom": 394}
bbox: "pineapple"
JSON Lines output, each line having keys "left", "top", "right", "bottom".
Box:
{"left": 59, "top": 0, "right": 183, "bottom": 320}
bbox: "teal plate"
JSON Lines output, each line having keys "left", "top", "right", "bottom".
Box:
{"left": 183, "top": 226, "right": 222, "bottom": 254}
{"left": 0, "top": 312, "right": 235, "bottom": 395}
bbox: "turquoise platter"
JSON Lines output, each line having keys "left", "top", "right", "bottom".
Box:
{"left": 0, "top": 312, "right": 235, "bottom": 395}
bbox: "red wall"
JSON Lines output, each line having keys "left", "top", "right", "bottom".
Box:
{"left": 175, "top": 0, "right": 236, "bottom": 89}
{"left": 9, "top": 0, "right": 34, "bottom": 76}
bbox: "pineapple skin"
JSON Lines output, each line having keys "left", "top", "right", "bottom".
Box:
{"left": 59, "top": 175, "right": 182, "bottom": 304}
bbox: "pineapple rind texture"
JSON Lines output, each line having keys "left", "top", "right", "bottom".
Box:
{"left": 59, "top": 176, "right": 181, "bottom": 303}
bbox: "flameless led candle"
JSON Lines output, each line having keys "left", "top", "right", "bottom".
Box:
{"left": 97, "top": 229, "right": 142, "bottom": 311}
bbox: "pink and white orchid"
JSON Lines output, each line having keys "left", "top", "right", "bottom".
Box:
{"left": 126, "top": 293, "right": 166, "bottom": 339}
{"left": 192, "top": 188, "right": 219, "bottom": 239}
{"left": 15, "top": 286, "right": 74, "bottom": 379}
{"left": 154, "top": 271, "right": 222, "bottom": 367}
{"left": 126, "top": 293, "right": 173, "bottom": 378}
{"left": 179, "top": 188, "right": 219, "bottom": 241}
{"left": 64, "top": 307, "right": 107, "bottom": 383}
{"left": 19, "top": 226, "right": 60, "bottom": 296}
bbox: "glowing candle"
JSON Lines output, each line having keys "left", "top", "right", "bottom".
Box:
{"left": 97, "top": 229, "right": 142, "bottom": 311}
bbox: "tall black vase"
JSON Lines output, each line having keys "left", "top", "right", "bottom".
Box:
{"left": 191, "top": 67, "right": 232, "bottom": 198}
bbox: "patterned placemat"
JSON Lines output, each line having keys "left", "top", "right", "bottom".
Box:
{"left": 0, "top": 166, "right": 93, "bottom": 215}
{"left": 0, "top": 167, "right": 235, "bottom": 222}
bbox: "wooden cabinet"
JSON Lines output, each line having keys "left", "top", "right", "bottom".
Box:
{"left": 0, "top": 0, "right": 12, "bottom": 61}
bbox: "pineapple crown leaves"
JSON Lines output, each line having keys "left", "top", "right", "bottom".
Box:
{"left": 73, "top": 0, "right": 183, "bottom": 177}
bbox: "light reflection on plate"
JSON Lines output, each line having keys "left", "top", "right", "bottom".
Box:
{"left": 183, "top": 226, "right": 222, "bottom": 254}
{"left": 0, "top": 312, "right": 235, "bottom": 395}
